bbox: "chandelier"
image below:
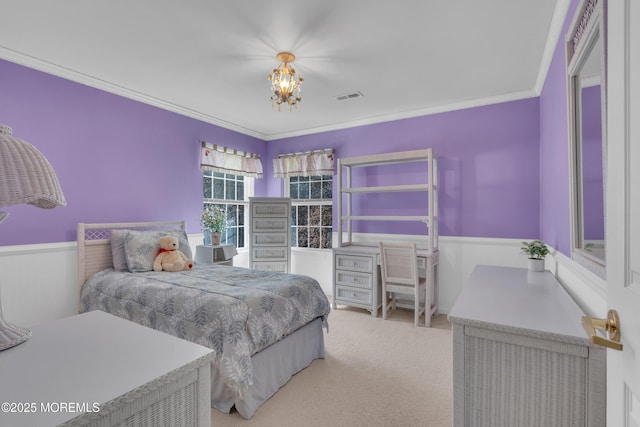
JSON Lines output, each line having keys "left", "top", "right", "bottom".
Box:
{"left": 268, "top": 52, "right": 303, "bottom": 111}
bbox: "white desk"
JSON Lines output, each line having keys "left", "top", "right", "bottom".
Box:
{"left": 448, "top": 265, "right": 605, "bottom": 427}
{"left": 0, "top": 310, "right": 215, "bottom": 427}
{"left": 332, "top": 244, "right": 439, "bottom": 324}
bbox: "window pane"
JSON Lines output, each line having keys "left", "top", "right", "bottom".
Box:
{"left": 226, "top": 180, "right": 236, "bottom": 200}
{"left": 224, "top": 227, "right": 237, "bottom": 246}
{"left": 290, "top": 182, "right": 299, "bottom": 199}
{"left": 309, "top": 227, "right": 320, "bottom": 248}
{"left": 322, "top": 181, "right": 332, "bottom": 199}
{"left": 310, "top": 181, "right": 322, "bottom": 199}
{"left": 299, "top": 182, "right": 309, "bottom": 199}
{"left": 297, "top": 206, "right": 308, "bottom": 226}
{"left": 290, "top": 206, "right": 297, "bottom": 226}
{"left": 322, "top": 228, "right": 332, "bottom": 249}
{"left": 309, "top": 205, "right": 321, "bottom": 226}
{"left": 213, "top": 172, "right": 225, "bottom": 178}
{"left": 297, "top": 227, "right": 308, "bottom": 247}
{"left": 238, "top": 205, "right": 245, "bottom": 226}
{"left": 238, "top": 226, "right": 244, "bottom": 247}
{"left": 213, "top": 178, "right": 225, "bottom": 199}
{"left": 227, "top": 205, "right": 237, "bottom": 227}
{"left": 203, "top": 177, "right": 212, "bottom": 199}
{"left": 322, "top": 205, "right": 332, "bottom": 226}
{"left": 237, "top": 181, "right": 244, "bottom": 201}
{"left": 291, "top": 227, "right": 297, "bottom": 247}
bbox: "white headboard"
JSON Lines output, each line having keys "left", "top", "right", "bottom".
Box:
{"left": 76, "top": 221, "right": 186, "bottom": 294}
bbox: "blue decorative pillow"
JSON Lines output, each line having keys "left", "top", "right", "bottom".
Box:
{"left": 121, "top": 230, "right": 192, "bottom": 273}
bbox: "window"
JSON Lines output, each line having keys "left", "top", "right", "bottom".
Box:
{"left": 287, "top": 175, "right": 332, "bottom": 249}
{"left": 203, "top": 171, "right": 252, "bottom": 248}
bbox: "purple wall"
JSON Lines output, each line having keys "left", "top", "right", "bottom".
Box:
{"left": 2, "top": 0, "right": 582, "bottom": 248}
{"left": 539, "top": 0, "right": 579, "bottom": 256}
{"left": 0, "top": 59, "right": 266, "bottom": 246}
{"left": 267, "top": 99, "right": 541, "bottom": 239}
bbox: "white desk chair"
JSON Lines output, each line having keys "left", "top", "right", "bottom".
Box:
{"left": 378, "top": 242, "right": 428, "bottom": 327}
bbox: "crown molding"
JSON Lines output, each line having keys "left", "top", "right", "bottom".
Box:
{"left": 0, "top": 47, "right": 268, "bottom": 140}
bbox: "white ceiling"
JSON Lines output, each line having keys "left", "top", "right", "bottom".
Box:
{"left": 0, "top": 0, "right": 567, "bottom": 141}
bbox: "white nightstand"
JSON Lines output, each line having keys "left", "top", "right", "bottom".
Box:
{"left": 0, "top": 310, "right": 215, "bottom": 427}
{"left": 195, "top": 244, "right": 237, "bottom": 266}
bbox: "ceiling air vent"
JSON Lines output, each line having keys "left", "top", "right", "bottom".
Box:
{"left": 336, "top": 91, "right": 364, "bottom": 101}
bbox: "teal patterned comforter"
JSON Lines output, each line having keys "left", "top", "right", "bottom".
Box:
{"left": 80, "top": 264, "right": 330, "bottom": 399}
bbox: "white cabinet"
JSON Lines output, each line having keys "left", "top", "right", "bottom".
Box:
{"left": 448, "top": 265, "right": 605, "bottom": 427}
{"left": 195, "top": 244, "right": 237, "bottom": 266}
{"left": 0, "top": 310, "right": 214, "bottom": 427}
{"left": 249, "top": 197, "right": 291, "bottom": 273}
{"left": 333, "top": 247, "right": 381, "bottom": 317}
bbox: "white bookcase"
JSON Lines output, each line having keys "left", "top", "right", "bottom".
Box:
{"left": 337, "top": 148, "right": 438, "bottom": 252}
{"left": 333, "top": 149, "right": 439, "bottom": 321}
{"left": 249, "top": 197, "right": 291, "bottom": 273}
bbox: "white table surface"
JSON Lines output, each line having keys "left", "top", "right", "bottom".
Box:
{"left": 0, "top": 310, "right": 214, "bottom": 426}
{"left": 447, "top": 264, "right": 590, "bottom": 345}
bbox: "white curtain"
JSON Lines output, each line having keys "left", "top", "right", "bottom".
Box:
{"left": 200, "top": 142, "right": 263, "bottom": 178}
{"left": 273, "top": 149, "right": 334, "bottom": 178}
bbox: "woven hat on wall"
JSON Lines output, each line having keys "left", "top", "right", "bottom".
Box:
{"left": 0, "top": 124, "right": 66, "bottom": 351}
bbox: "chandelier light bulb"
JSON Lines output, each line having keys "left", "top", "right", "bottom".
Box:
{"left": 268, "top": 52, "right": 303, "bottom": 111}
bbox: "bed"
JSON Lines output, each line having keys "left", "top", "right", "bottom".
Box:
{"left": 76, "top": 221, "right": 330, "bottom": 419}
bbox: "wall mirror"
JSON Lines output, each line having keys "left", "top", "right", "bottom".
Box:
{"left": 567, "top": 0, "right": 606, "bottom": 278}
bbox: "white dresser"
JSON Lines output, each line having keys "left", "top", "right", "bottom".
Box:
{"left": 249, "top": 197, "right": 291, "bottom": 273}
{"left": 0, "top": 310, "right": 215, "bottom": 427}
{"left": 448, "top": 265, "right": 605, "bottom": 427}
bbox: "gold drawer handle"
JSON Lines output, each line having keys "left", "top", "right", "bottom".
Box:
{"left": 581, "top": 309, "right": 623, "bottom": 351}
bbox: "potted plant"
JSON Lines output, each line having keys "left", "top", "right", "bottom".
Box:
{"left": 201, "top": 206, "right": 226, "bottom": 246}
{"left": 521, "top": 240, "right": 550, "bottom": 272}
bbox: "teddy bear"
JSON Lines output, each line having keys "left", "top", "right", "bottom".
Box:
{"left": 153, "top": 236, "right": 193, "bottom": 272}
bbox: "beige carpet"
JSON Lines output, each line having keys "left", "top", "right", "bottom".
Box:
{"left": 211, "top": 307, "right": 453, "bottom": 427}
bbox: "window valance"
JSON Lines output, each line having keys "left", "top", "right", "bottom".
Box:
{"left": 200, "top": 141, "right": 263, "bottom": 178}
{"left": 273, "top": 149, "right": 335, "bottom": 178}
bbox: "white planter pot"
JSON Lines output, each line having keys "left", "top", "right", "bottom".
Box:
{"left": 528, "top": 258, "right": 545, "bottom": 272}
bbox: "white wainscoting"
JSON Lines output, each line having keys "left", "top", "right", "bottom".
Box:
{"left": 0, "top": 233, "right": 606, "bottom": 328}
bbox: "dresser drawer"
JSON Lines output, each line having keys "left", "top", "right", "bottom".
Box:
{"left": 252, "top": 203, "right": 290, "bottom": 218}
{"left": 335, "top": 254, "right": 375, "bottom": 273}
{"left": 335, "top": 285, "right": 372, "bottom": 304}
{"left": 252, "top": 232, "right": 288, "bottom": 246}
{"left": 252, "top": 218, "right": 289, "bottom": 233}
{"left": 252, "top": 247, "right": 288, "bottom": 261}
{"left": 335, "top": 270, "right": 373, "bottom": 290}
{"left": 252, "top": 261, "right": 288, "bottom": 273}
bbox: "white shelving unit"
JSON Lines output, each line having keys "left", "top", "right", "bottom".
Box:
{"left": 333, "top": 149, "right": 439, "bottom": 322}
{"left": 337, "top": 148, "right": 438, "bottom": 252}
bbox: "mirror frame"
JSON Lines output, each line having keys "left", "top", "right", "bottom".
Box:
{"left": 566, "top": 0, "right": 607, "bottom": 278}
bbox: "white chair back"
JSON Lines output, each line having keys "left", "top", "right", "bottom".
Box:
{"left": 379, "top": 242, "right": 419, "bottom": 287}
